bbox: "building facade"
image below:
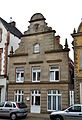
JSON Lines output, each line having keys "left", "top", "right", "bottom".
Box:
{"left": 8, "top": 13, "right": 74, "bottom": 113}
{"left": 0, "top": 17, "right": 22, "bottom": 102}
{"left": 72, "top": 21, "right": 82, "bottom": 104}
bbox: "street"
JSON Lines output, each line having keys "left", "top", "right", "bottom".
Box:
{"left": 0, "top": 113, "right": 82, "bottom": 120}
{"left": 0, "top": 113, "right": 50, "bottom": 120}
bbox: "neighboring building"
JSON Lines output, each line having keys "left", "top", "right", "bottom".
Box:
{"left": 72, "top": 21, "right": 82, "bottom": 104}
{"left": 8, "top": 13, "right": 74, "bottom": 113}
{"left": 0, "top": 17, "right": 22, "bottom": 102}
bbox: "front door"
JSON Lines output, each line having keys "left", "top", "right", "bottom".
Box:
{"left": 31, "top": 90, "right": 40, "bottom": 113}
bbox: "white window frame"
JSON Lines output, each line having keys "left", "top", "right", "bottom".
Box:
{"left": 33, "top": 43, "right": 40, "bottom": 53}
{"left": 32, "top": 68, "right": 41, "bottom": 82}
{"left": 70, "top": 90, "right": 74, "bottom": 106}
{"left": 14, "top": 90, "right": 24, "bottom": 102}
{"left": 16, "top": 67, "right": 24, "bottom": 83}
{"left": 50, "top": 66, "right": 60, "bottom": 82}
{"left": 47, "top": 90, "right": 61, "bottom": 111}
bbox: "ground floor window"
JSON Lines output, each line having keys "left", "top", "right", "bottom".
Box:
{"left": 14, "top": 90, "right": 24, "bottom": 102}
{"left": 70, "top": 91, "right": 74, "bottom": 105}
{"left": 47, "top": 90, "right": 61, "bottom": 111}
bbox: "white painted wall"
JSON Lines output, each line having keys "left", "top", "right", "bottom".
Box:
{"left": 0, "top": 78, "right": 6, "bottom": 102}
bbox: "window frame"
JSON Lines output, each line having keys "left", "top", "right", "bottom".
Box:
{"left": 50, "top": 66, "right": 60, "bottom": 82}
{"left": 32, "top": 67, "right": 41, "bottom": 82}
{"left": 47, "top": 90, "right": 61, "bottom": 111}
{"left": 33, "top": 43, "right": 40, "bottom": 53}
{"left": 14, "top": 90, "right": 24, "bottom": 102}
{"left": 16, "top": 67, "right": 24, "bottom": 83}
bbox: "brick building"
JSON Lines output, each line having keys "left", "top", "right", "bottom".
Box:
{"left": 8, "top": 13, "right": 74, "bottom": 113}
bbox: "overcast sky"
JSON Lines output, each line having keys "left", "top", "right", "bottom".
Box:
{"left": 0, "top": 0, "right": 82, "bottom": 60}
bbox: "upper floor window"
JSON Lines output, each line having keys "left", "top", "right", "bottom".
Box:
{"left": 16, "top": 67, "right": 24, "bottom": 83}
{"left": 32, "top": 67, "right": 41, "bottom": 82}
{"left": 33, "top": 43, "right": 40, "bottom": 53}
{"left": 50, "top": 66, "right": 59, "bottom": 82}
{"left": 0, "top": 28, "right": 2, "bottom": 42}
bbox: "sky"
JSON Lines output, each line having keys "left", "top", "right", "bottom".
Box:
{"left": 0, "top": 0, "right": 82, "bottom": 60}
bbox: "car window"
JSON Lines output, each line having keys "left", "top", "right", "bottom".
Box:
{"left": 68, "top": 106, "right": 81, "bottom": 112}
{"left": 13, "top": 103, "right": 16, "bottom": 108}
{"left": 0, "top": 102, "right": 4, "bottom": 107}
{"left": 17, "top": 102, "right": 27, "bottom": 108}
{"left": 5, "top": 102, "right": 12, "bottom": 107}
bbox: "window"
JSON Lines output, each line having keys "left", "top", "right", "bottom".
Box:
{"left": 47, "top": 90, "right": 61, "bottom": 111}
{"left": 5, "top": 102, "right": 12, "bottom": 107}
{"left": 0, "top": 28, "right": 2, "bottom": 42}
{"left": 68, "top": 105, "right": 81, "bottom": 112}
{"left": 80, "top": 51, "right": 82, "bottom": 69}
{"left": 33, "top": 43, "right": 40, "bottom": 53}
{"left": 32, "top": 67, "right": 41, "bottom": 82}
{"left": 50, "top": 66, "right": 59, "bottom": 81}
{"left": 14, "top": 90, "right": 24, "bottom": 102}
{"left": 16, "top": 67, "right": 24, "bottom": 83}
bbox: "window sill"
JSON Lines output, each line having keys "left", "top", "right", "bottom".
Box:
{"left": 32, "top": 81, "right": 40, "bottom": 83}
{"left": 16, "top": 81, "right": 24, "bottom": 83}
{"left": 50, "top": 80, "right": 60, "bottom": 82}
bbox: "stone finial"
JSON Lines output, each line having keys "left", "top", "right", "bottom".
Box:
{"left": 64, "top": 38, "right": 69, "bottom": 51}
{"left": 73, "top": 28, "right": 76, "bottom": 33}
{"left": 10, "top": 46, "right": 14, "bottom": 55}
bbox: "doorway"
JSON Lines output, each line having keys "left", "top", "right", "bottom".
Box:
{"left": 31, "top": 90, "right": 40, "bottom": 113}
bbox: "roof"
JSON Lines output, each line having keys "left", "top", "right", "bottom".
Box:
{"left": 0, "top": 17, "right": 22, "bottom": 38}
{"left": 29, "top": 13, "right": 46, "bottom": 23}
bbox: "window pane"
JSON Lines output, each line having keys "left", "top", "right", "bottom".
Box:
{"left": 35, "top": 96, "right": 40, "bottom": 105}
{"left": 50, "top": 71, "right": 54, "bottom": 80}
{"left": 33, "top": 72, "right": 36, "bottom": 81}
{"left": 48, "top": 96, "right": 51, "bottom": 110}
{"left": 58, "top": 96, "right": 61, "bottom": 110}
{"left": 21, "top": 73, "right": 24, "bottom": 77}
{"left": 37, "top": 72, "right": 40, "bottom": 81}
{"left": 53, "top": 96, "right": 56, "bottom": 110}
{"left": 55, "top": 71, "right": 59, "bottom": 80}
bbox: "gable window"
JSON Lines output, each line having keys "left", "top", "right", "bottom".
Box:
{"left": 16, "top": 67, "right": 24, "bottom": 83}
{"left": 14, "top": 90, "right": 24, "bottom": 102}
{"left": 33, "top": 43, "right": 40, "bottom": 53}
{"left": 50, "top": 66, "right": 59, "bottom": 82}
{"left": 47, "top": 90, "right": 61, "bottom": 111}
{"left": 32, "top": 67, "right": 41, "bottom": 82}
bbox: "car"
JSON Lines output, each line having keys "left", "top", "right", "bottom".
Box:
{"left": 0, "top": 101, "right": 28, "bottom": 120}
{"left": 50, "top": 104, "right": 82, "bottom": 120}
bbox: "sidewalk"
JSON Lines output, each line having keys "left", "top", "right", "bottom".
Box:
{"left": 27, "top": 113, "right": 50, "bottom": 120}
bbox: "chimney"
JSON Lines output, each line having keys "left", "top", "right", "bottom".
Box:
{"left": 9, "top": 17, "right": 16, "bottom": 27}
{"left": 9, "top": 21, "right": 16, "bottom": 27}
{"left": 55, "top": 35, "right": 60, "bottom": 44}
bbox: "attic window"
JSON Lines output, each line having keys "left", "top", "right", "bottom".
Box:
{"left": 33, "top": 43, "right": 40, "bottom": 53}
{"left": 0, "top": 28, "right": 2, "bottom": 42}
